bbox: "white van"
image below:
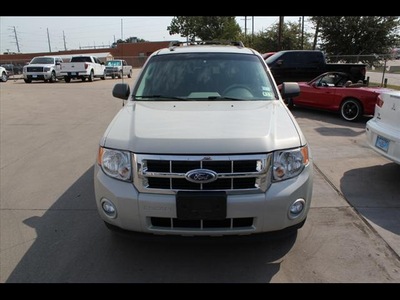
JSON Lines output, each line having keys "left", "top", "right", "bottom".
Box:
{"left": 366, "top": 90, "right": 400, "bottom": 164}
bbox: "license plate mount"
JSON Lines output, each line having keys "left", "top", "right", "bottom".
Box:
{"left": 176, "top": 191, "right": 227, "bottom": 220}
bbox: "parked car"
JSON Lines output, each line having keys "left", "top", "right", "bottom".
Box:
{"left": 23, "top": 56, "right": 64, "bottom": 83}
{"left": 1, "top": 63, "right": 23, "bottom": 76}
{"left": 94, "top": 40, "right": 314, "bottom": 237}
{"left": 281, "top": 71, "right": 390, "bottom": 121}
{"left": 262, "top": 52, "right": 276, "bottom": 60}
{"left": 0, "top": 66, "right": 8, "bottom": 82}
{"left": 265, "top": 50, "right": 367, "bottom": 85}
{"left": 1, "top": 64, "right": 13, "bottom": 76}
{"left": 365, "top": 90, "right": 400, "bottom": 164}
{"left": 104, "top": 59, "right": 132, "bottom": 79}
{"left": 60, "top": 55, "right": 106, "bottom": 82}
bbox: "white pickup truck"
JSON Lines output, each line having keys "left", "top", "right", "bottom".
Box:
{"left": 23, "top": 56, "right": 63, "bottom": 83}
{"left": 60, "top": 55, "right": 106, "bottom": 82}
{"left": 105, "top": 59, "right": 133, "bottom": 79}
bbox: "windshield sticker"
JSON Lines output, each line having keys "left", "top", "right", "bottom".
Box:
{"left": 263, "top": 91, "right": 273, "bottom": 97}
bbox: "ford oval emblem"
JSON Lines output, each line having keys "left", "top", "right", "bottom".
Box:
{"left": 185, "top": 169, "right": 218, "bottom": 184}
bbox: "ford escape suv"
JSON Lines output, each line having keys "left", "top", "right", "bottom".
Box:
{"left": 94, "top": 41, "right": 313, "bottom": 236}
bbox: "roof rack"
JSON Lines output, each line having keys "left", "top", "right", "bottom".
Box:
{"left": 169, "top": 40, "right": 244, "bottom": 50}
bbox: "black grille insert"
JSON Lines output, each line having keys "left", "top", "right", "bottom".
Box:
{"left": 151, "top": 217, "right": 253, "bottom": 229}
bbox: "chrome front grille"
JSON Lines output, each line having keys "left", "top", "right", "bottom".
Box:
{"left": 27, "top": 67, "right": 44, "bottom": 72}
{"left": 133, "top": 154, "right": 272, "bottom": 194}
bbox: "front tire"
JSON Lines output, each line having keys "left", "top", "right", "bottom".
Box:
{"left": 340, "top": 98, "right": 362, "bottom": 121}
{"left": 64, "top": 76, "right": 71, "bottom": 83}
{"left": 24, "top": 78, "right": 32, "bottom": 83}
{"left": 49, "top": 71, "right": 56, "bottom": 83}
{"left": 0, "top": 71, "right": 8, "bottom": 82}
{"left": 128, "top": 70, "right": 132, "bottom": 78}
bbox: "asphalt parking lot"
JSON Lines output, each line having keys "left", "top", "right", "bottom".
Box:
{"left": 1, "top": 72, "right": 399, "bottom": 283}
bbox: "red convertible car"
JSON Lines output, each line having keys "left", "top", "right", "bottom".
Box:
{"left": 280, "top": 71, "right": 390, "bottom": 121}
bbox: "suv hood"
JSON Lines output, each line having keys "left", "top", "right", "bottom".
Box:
{"left": 102, "top": 101, "right": 303, "bottom": 154}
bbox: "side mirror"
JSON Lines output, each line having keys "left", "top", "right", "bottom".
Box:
{"left": 112, "top": 83, "right": 130, "bottom": 100}
{"left": 281, "top": 82, "right": 300, "bottom": 99}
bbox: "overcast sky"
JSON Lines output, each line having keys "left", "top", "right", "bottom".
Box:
{"left": 0, "top": 16, "right": 308, "bottom": 54}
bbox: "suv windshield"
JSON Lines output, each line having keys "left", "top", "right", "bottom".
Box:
{"left": 134, "top": 53, "right": 277, "bottom": 101}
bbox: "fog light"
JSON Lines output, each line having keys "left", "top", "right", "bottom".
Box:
{"left": 289, "top": 198, "right": 305, "bottom": 219}
{"left": 101, "top": 198, "right": 117, "bottom": 219}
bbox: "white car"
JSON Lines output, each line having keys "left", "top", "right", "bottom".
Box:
{"left": 366, "top": 90, "right": 400, "bottom": 164}
{"left": 0, "top": 66, "right": 8, "bottom": 82}
{"left": 94, "top": 41, "right": 313, "bottom": 237}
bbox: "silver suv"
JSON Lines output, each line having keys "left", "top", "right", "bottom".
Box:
{"left": 94, "top": 41, "right": 314, "bottom": 237}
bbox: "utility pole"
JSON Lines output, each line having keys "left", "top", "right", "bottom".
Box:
{"left": 313, "top": 17, "right": 320, "bottom": 50}
{"left": 241, "top": 16, "right": 251, "bottom": 43}
{"left": 63, "top": 31, "right": 67, "bottom": 51}
{"left": 301, "top": 16, "right": 305, "bottom": 50}
{"left": 121, "top": 18, "right": 123, "bottom": 41}
{"left": 278, "top": 16, "right": 284, "bottom": 50}
{"left": 13, "top": 26, "right": 20, "bottom": 53}
{"left": 245, "top": 16, "right": 247, "bottom": 39}
{"left": 47, "top": 28, "right": 52, "bottom": 52}
{"left": 252, "top": 16, "right": 254, "bottom": 45}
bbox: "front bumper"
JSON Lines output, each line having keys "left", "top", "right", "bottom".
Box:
{"left": 366, "top": 119, "right": 400, "bottom": 164}
{"left": 94, "top": 162, "right": 313, "bottom": 236}
{"left": 23, "top": 72, "right": 52, "bottom": 80}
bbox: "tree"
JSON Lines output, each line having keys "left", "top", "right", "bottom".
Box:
{"left": 310, "top": 16, "right": 400, "bottom": 64}
{"left": 249, "top": 21, "right": 313, "bottom": 53}
{"left": 112, "top": 36, "right": 147, "bottom": 47}
{"left": 167, "top": 16, "right": 241, "bottom": 41}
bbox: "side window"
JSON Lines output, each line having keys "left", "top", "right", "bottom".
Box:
{"left": 305, "top": 52, "right": 321, "bottom": 65}
{"left": 280, "top": 53, "right": 296, "bottom": 68}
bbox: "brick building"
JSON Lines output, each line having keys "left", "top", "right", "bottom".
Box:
{"left": 0, "top": 41, "right": 172, "bottom": 71}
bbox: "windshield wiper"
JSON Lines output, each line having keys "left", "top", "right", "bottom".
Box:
{"left": 135, "top": 95, "right": 186, "bottom": 100}
{"left": 208, "top": 96, "right": 244, "bottom": 101}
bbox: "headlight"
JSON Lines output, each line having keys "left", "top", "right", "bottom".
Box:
{"left": 44, "top": 67, "right": 51, "bottom": 72}
{"left": 97, "top": 147, "right": 131, "bottom": 181}
{"left": 273, "top": 145, "right": 309, "bottom": 181}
